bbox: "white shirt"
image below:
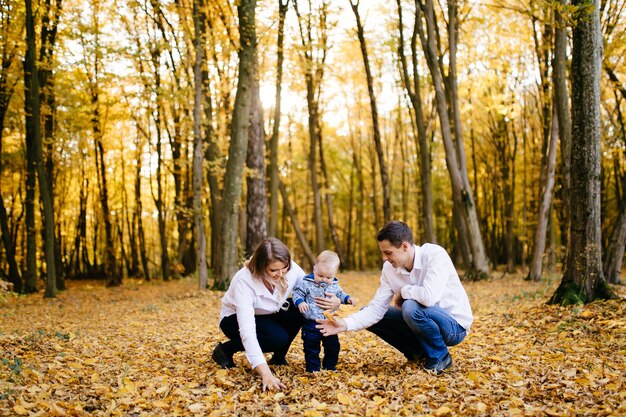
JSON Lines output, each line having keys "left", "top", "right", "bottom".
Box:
{"left": 344, "top": 243, "right": 473, "bottom": 332}
{"left": 219, "top": 261, "right": 305, "bottom": 368}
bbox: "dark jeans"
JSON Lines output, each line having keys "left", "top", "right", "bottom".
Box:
{"left": 367, "top": 301, "right": 466, "bottom": 364}
{"left": 219, "top": 298, "right": 302, "bottom": 361}
{"left": 301, "top": 319, "right": 340, "bottom": 372}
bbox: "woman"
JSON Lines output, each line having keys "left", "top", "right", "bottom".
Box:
{"left": 212, "top": 237, "right": 340, "bottom": 391}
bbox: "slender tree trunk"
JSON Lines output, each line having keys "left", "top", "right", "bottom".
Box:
{"left": 294, "top": 0, "right": 327, "bottom": 253}
{"left": 319, "top": 133, "right": 345, "bottom": 267}
{"left": 150, "top": 48, "right": 170, "bottom": 281}
{"left": 603, "top": 203, "right": 626, "bottom": 284}
{"left": 528, "top": 105, "right": 559, "bottom": 281}
{"left": 213, "top": 0, "right": 256, "bottom": 290}
{"left": 350, "top": 0, "right": 391, "bottom": 224}
{"left": 0, "top": 27, "right": 20, "bottom": 291}
{"left": 279, "top": 180, "right": 315, "bottom": 267}
{"left": 417, "top": 0, "right": 489, "bottom": 278}
{"left": 396, "top": 0, "right": 435, "bottom": 243}
{"left": 555, "top": 0, "right": 572, "bottom": 250}
{"left": 268, "top": 0, "right": 289, "bottom": 237}
{"left": 549, "top": 0, "right": 613, "bottom": 305}
{"left": 192, "top": 0, "right": 208, "bottom": 290}
{"left": 0, "top": 192, "right": 21, "bottom": 292}
{"left": 134, "top": 145, "right": 149, "bottom": 279}
{"left": 245, "top": 63, "right": 268, "bottom": 256}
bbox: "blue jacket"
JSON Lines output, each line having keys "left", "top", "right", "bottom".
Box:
{"left": 292, "top": 273, "right": 351, "bottom": 321}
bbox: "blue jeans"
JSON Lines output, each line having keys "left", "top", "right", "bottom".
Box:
{"left": 301, "top": 319, "right": 340, "bottom": 372}
{"left": 367, "top": 300, "right": 466, "bottom": 364}
{"left": 219, "top": 298, "right": 302, "bottom": 360}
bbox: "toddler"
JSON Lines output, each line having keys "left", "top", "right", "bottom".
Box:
{"left": 292, "top": 250, "right": 353, "bottom": 372}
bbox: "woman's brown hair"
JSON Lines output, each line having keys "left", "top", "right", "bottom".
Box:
{"left": 246, "top": 237, "right": 292, "bottom": 295}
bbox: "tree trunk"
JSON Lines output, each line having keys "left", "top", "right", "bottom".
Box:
{"left": 603, "top": 202, "right": 626, "bottom": 284}
{"left": 396, "top": 0, "right": 435, "bottom": 243}
{"left": 417, "top": 0, "right": 489, "bottom": 279}
{"left": 279, "top": 180, "right": 316, "bottom": 268}
{"left": 192, "top": 0, "right": 208, "bottom": 290}
{"left": 268, "top": 0, "right": 289, "bottom": 237}
{"left": 350, "top": 0, "right": 391, "bottom": 224}
{"left": 25, "top": 0, "right": 57, "bottom": 297}
{"left": 549, "top": 0, "right": 613, "bottom": 305}
{"left": 294, "top": 0, "right": 327, "bottom": 253}
{"left": 150, "top": 49, "right": 169, "bottom": 282}
{"left": 0, "top": 23, "right": 20, "bottom": 291}
{"left": 245, "top": 63, "right": 268, "bottom": 257}
{"left": 319, "top": 133, "right": 345, "bottom": 267}
{"left": 528, "top": 105, "right": 559, "bottom": 281}
{"left": 554, "top": 0, "right": 572, "bottom": 250}
{"left": 213, "top": 0, "right": 256, "bottom": 290}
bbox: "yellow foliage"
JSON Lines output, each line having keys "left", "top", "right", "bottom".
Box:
{"left": 0, "top": 273, "right": 625, "bottom": 416}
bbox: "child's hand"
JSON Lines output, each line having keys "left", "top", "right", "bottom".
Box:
{"left": 347, "top": 297, "right": 356, "bottom": 306}
{"left": 298, "top": 303, "right": 310, "bottom": 313}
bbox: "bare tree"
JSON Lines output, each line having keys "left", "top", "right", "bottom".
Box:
{"left": 268, "top": 0, "right": 289, "bottom": 237}
{"left": 192, "top": 0, "right": 208, "bottom": 289}
{"left": 349, "top": 0, "right": 391, "bottom": 224}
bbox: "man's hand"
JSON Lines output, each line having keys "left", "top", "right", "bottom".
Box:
{"left": 298, "top": 302, "right": 310, "bottom": 314}
{"left": 315, "top": 317, "right": 347, "bottom": 336}
{"left": 392, "top": 292, "right": 405, "bottom": 309}
{"left": 314, "top": 293, "right": 341, "bottom": 311}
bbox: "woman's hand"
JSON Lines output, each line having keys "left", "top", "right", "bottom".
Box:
{"left": 255, "top": 363, "right": 285, "bottom": 392}
{"left": 314, "top": 293, "right": 341, "bottom": 311}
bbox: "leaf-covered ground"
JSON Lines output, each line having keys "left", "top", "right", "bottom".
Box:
{"left": 1, "top": 272, "right": 625, "bottom": 416}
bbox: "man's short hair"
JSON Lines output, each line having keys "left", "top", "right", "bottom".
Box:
{"left": 377, "top": 221, "right": 414, "bottom": 248}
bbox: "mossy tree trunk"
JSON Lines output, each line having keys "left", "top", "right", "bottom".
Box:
{"left": 548, "top": 0, "right": 614, "bottom": 305}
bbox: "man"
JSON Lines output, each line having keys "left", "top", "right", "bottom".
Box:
{"left": 317, "top": 221, "right": 473, "bottom": 374}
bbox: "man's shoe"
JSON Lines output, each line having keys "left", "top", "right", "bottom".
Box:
{"left": 267, "top": 355, "right": 288, "bottom": 366}
{"left": 404, "top": 351, "right": 425, "bottom": 364}
{"left": 424, "top": 353, "right": 452, "bottom": 375}
{"left": 212, "top": 342, "right": 235, "bottom": 369}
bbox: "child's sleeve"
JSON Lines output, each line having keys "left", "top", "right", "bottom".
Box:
{"left": 292, "top": 283, "right": 307, "bottom": 307}
{"left": 335, "top": 285, "right": 351, "bottom": 304}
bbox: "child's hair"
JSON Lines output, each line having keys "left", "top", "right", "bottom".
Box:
{"left": 316, "top": 250, "right": 340, "bottom": 273}
{"left": 246, "top": 237, "right": 291, "bottom": 295}
{"left": 377, "top": 221, "right": 414, "bottom": 248}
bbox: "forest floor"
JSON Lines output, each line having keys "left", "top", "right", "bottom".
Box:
{"left": 1, "top": 271, "right": 625, "bottom": 417}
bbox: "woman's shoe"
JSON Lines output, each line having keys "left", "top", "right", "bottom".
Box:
{"left": 212, "top": 342, "right": 235, "bottom": 369}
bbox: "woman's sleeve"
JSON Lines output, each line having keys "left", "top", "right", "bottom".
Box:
{"left": 231, "top": 278, "right": 266, "bottom": 369}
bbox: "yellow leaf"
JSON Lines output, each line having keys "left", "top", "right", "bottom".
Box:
{"left": 153, "top": 400, "right": 169, "bottom": 408}
{"left": 189, "top": 403, "right": 207, "bottom": 413}
{"left": 371, "top": 395, "right": 385, "bottom": 406}
{"left": 474, "top": 402, "right": 487, "bottom": 412}
{"left": 434, "top": 406, "right": 452, "bottom": 416}
{"left": 215, "top": 369, "right": 229, "bottom": 378}
{"left": 273, "top": 392, "right": 285, "bottom": 401}
{"left": 336, "top": 392, "right": 351, "bottom": 405}
{"left": 303, "top": 411, "right": 324, "bottom": 417}
{"left": 49, "top": 402, "right": 67, "bottom": 417}
{"left": 13, "top": 405, "right": 29, "bottom": 416}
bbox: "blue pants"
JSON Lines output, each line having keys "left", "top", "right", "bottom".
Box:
{"left": 367, "top": 300, "right": 466, "bottom": 365}
{"left": 219, "top": 298, "right": 302, "bottom": 360}
{"left": 301, "top": 319, "right": 340, "bottom": 372}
